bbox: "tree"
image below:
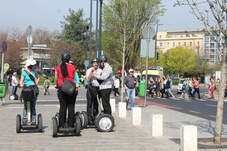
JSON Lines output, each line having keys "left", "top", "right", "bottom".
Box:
{"left": 58, "top": 8, "right": 90, "bottom": 45}
{"left": 174, "top": 0, "right": 227, "bottom": 144}
{"left": 159, "top": 46, "right": 196, "bottom": 76}
{"left": 103, "top": 0, "right": 165, "bottom": 102}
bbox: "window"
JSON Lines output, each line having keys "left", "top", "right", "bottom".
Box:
{"left": 178, "top": 42, "right": 181, "bottom": 46}
{"left": 173, "top": 42, "right": 175, "bottom": 47}
{"left": 190, "top": 42, "right": 192, "bottom": 46}
{"left": 184, "top": 42, "right": 186, "bottom": 46}
{"left": 167, "top": 42, "right": 169, "bottom": 47}
{"left": 159, "top": 35, "right": 162, "bottom": 39}
{"left": 159, "top": 43, "right": 163, "bottom": 47}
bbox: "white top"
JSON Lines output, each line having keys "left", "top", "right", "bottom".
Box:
{"left": 114, "top": 78, "right": 120, "bottom": 88}
{"left": 11, "top": 75, "right": 18, "bottom": 86}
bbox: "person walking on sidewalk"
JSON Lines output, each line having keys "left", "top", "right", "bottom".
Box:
{"left": 43, "top": 77, "right": 51, "bottom": 95}
{"left": 124, "top": 69, "right": 136, "bottom": 110}
{"left": 113, "top": 75, "right": 120, "bottom": 97}
{"left": 93, "top": 55, "right": 114, "bottom": 115}
{"left": 86, "top": 57, "right": 102, "bottom": 124}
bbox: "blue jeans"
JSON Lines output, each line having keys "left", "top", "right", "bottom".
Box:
{"left": 12, "top": 86, "right": 17, "bottom": 95}
{"left": 125, "top": 88, "right": 135, "bottom": 108}
{"left": 45, "top": 86, "right": 50, "bottom": 95}
{"left": 23, "top": 90, "right": 37, "bottom": 123}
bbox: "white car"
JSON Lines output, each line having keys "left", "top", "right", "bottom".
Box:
{"left": 177, "top": 79, "right": 185, "bottom": 93}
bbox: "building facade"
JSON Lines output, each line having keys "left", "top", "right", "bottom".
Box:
{"left": 156, "top": 30, "right": 219, "bottom": 65}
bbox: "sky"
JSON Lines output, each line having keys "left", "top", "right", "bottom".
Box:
{"left": 0, "top": 0, "right": 210, "bottom": 33}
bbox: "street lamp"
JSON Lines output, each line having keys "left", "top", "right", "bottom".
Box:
{"left": 27, "top": 25, "right": 33, "bottom": 58}
{"left": 98, "top": 0, "right": 103, "bottom": 59}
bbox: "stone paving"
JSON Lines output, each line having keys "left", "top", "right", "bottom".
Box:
{"left": 0, "top": 86, "right": 226, "bottom": 151}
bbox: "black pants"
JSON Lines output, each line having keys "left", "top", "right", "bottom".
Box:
{"left": 193, "top": 88, "right": 200, "bottom": 99}
{"left": 114, "top": 87, "right": 120, "bottom": 96}
{"left": 160, "top": 88, "right": 165, "bottom": 98}
{"left": 100, "top": 88, "right": 112, "bottom": 115}
{"left": 57, "top": 87, "right": 76, "bottom": 127}
{"left": 86, "top": 85, "right": 99, "bottom": 120}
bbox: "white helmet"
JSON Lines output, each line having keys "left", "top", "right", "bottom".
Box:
{"left": 26, "top": 58, "right": 37, "bottom": 67}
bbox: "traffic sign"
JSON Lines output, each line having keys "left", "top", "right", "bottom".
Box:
{"left": 1, "top": 41, "right": 7, "bottom": 53}
{"left": 142, "top": 26, "right": 155, "bottom": 39}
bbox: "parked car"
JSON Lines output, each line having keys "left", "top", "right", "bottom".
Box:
{"left": 177, "top": 79, "right": 185, "bottom": 93}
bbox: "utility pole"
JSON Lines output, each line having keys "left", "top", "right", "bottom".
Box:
{"left": 89, "top": 0, "right": 93, "bottom": 61}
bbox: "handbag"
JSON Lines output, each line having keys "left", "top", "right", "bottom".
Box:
{"left": 61, "top": 79, "right": 76, "bottom": 96}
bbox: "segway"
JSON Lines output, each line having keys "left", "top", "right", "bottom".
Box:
{"left": 82, "top": 94, "right": 114, "bottom": 132}
{"left": 16, "top": 86, "right": 43, "bottom": 133}
{"left": 51, "top": 112, "right": 81, "bottom": 137}
{"left": 9, "top": 94, "right": 19, "bottom": 100}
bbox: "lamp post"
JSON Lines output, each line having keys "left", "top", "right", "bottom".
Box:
{"left": 98, "top": 0, "right": 103, "bottom": 59}
{"left": 95, "top": 0, "right": 99, "bottom": 58}
{"left": 89, "top": 0, "right": 93, "bottom": 61}
{"left": 27, "top": 25, "right": 33, "bottom": 58}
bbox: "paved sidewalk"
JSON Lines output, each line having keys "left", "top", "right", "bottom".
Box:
{"left": 0, "top": 87, "right": 226, "bottom": 151}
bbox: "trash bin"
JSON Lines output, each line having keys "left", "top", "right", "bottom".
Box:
{"left": 0, "top": 82, "right": 6, "bottom": 98}
{"left": 139, "top": 81, "right": 145, "bottom": 97}
{"left": 83, "top": 79, "right": 87, "bottom": 87}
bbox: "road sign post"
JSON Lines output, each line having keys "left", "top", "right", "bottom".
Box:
{"left": 1, "top": 41, "right": 7, "bottom": 106}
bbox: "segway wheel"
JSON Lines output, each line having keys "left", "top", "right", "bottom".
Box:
{"left": 95, "top": 114, "right": 114, "bottom": 132}
{"left": 81, "top": 111, "right": 88, "bottom": 129}
{"left": 16, "top": 114, "right": 21, "bottom": 133}
{"left": 55, "top": 112, "right": 59, "bottom": 127}
{"left": 9, "top": 94, "right": 15, "bottom": 100}
{"left": 15, "top": 94, "right": 19, "bottom": 100}
{"left": 75, "top": 111, "right": 83, "bottom": 128}
{"left": 51, "top": 117, "right": 58, "bottom": 137}
{"left": 38, "top": 114, "right": 43, "bottom": 132}
{"left": 74, "top": 116, "right": 81, "bottom": 136}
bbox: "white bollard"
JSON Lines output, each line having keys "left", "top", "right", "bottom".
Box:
{"left": 151, "top": 114, "right": 163, "bottom": 136}
{"left": 118, "top": 102, "right": 126, "bottom": 117}
{"left": 110, "top": 99, "right": 116, "bottom": 113}
{"left": 131, "top": 107, "right": 141, "bottom": 125}
{"left": 181, "top": 125, "right": 197, "bottom": 151}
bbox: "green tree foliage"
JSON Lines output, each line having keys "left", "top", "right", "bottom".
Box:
{"left": 159, "top": 46, "right": 196, "bottom": 76}
{"left": 58, "top": 8, "right": 89, "bottom": 46}
{"left": 102, "top": 0, "right": 165, "bottom": 71}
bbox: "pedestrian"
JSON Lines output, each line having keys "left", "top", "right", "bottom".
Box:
{"left": 43, "top": 77, "right": 51, "bottom": 95}
{"left": 180, "top": 77, "right": 187, "bottom": 98}
{"left": 208, "top": 77, "right": 216, "bottom": 100}
{"left": 11, "top": 72, "right": 19, "bottom": 96}
{"left": 19, "top": 58, "right": 40, "bottom": 125}
{"left": 192, "top": 77, "right": 200, "bottom": 99}
{"left": 93, "top": 55, "right": 114, "bottom": 115}
{"left": 86, "top": 57, "right": 102, "bottom": 124}
{"left": 54, "top": 52, "right": 77, "bottom": 128}
{"left": 113, "top": 75, "right": 120, "bottom": 97}
{"left": 123, "top": 69, "right": 136, "bottom": 109}
{"left": 165, "top": 76, "right": 175, "bottom": 98}
{"left": 160, "top": 77, "right": 165, "bottom": 98}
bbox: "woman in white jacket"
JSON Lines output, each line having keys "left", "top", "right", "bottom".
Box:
{"left": 113, "top": 75, "right": 120, "bottom": 97}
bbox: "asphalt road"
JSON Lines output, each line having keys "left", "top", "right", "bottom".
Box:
{"left": 143, "top": 86, "right": 227, "bottom": 124}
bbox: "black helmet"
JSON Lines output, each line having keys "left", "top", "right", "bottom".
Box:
{"left": 91, "top": 57, "right": 99, "bottom": 64}
{"left": 99, "top": 55, "right": 107, "bottom": 62}
{"left": 62, "top": 52, "right": 70, "bottom": 62}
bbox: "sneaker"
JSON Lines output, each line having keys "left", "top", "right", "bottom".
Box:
{"left": 22, "top": 122, "right": 27, "bottom": 125}
{"left": 31, "top": 122, "right": 36, "bottom": 125}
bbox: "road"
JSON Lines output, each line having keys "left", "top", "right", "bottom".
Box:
{"left": 138, "top": 86, "right": 227, "bottom": 124}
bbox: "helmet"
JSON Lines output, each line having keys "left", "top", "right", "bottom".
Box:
{"left": 99, "top": 55, "right": 107, "bottom": 62}
{"left": 91, "top": 57, "right": 99, "bottom": 64}
{"left": 61, "top": 52, "right": 70, "bottom": 62}
{"left": 26, "top": 58, "right": 37, "bottom": 67}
